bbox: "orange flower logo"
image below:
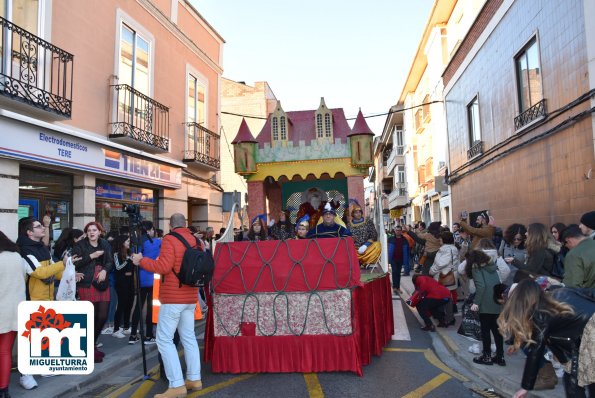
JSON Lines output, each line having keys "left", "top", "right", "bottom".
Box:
{"left": 22, "top": 305, "right": 72, "bottom": 350}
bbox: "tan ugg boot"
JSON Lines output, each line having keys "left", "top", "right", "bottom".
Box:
{"left": 154, "top": 385, "right": 187, "bottom": 398}
{"left": 534, "top": 362, "right": 557, "bottom": 390}
{"left": 185, "top": 379, "right": 203, "bottom": 391}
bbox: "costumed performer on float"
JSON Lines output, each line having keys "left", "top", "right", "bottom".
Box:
{"left": 296, "top": 187, "right": 343, "bottom": 230}
{"left": 245, "top": 215, "right": 270, "bottom": 242}
{"left": 348, "top": 202, "right": 381, "bottom": 266}
{"left": 306, "top": 203, "right": 351, "bottom": 238}
{"left": 295, "top": 215, "right": 310, "bottom": 239}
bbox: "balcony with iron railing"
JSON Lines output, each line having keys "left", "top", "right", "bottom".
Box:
{"left": 183, "top": 122, "right": 220, "bottom": 170}
{"left": 109, "top": 84, "right": 170, "bottom": 153}
{"left": 467, "top": 140, "right": 484, "bottom": 160}
{"left": 514, "top": 99, "right": 546, "bottom": 130}
{"left": 0, "top": 16, "right": 73, "bottom": 118}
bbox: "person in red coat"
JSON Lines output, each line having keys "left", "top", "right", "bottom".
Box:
{"left": 132, "top": 213, "right": 203, "bottom": 397}
{"left": 408, "top": 274, "right": 452, "bottom": 331}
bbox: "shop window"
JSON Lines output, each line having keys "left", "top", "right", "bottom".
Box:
{"left": 95, "top": 181, "right": 157, "bottom": 234}
{"left": 18, "top": 168, "right": 72, "bottom": 242}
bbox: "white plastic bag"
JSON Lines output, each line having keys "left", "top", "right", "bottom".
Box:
{"left": 56, "top": 256, "right": 77, "bottom": 301}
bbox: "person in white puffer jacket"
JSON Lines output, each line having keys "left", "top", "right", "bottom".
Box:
{"left": 430, "top": 232, "right": 460, "bottom": 311}
{"left": 458, "top": 238, "right": 511, "bottom": 296}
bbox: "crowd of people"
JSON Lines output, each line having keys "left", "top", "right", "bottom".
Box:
{"left": 0, "top": 214, "right": 203, "bottom": 398}
{"left": 1, "top": 204, "right": 593, "bottom": 398}
{"left": 397, "top": 210, "right": 595, "bottom": 398}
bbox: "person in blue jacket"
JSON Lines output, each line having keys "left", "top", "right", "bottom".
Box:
{"left": 130, "top": 220, "right": 161, "bottom": 345}
{"left": 388, "top": 225, "right": 413, "bottom": 295}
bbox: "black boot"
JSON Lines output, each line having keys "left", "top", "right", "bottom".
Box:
{"left": 492, "top": 354, "right": 506, "bottom": 366}
{"left": 473, "top": 353, "right": 493, "bottom": 365}
{"left": 0, "top": 388, "right": 12, "bottom": 398}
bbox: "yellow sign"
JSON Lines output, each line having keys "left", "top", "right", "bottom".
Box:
{"left": 390, "top": 209, "right": 403, "bottom": 218}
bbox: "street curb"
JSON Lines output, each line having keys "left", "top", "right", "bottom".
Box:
{"left": 41, "top": 320, "right": 207, "bottom": 398}
{"left": 399, "top": 281, "right": 513, "bottom": 397}
{"left": 399, "top": 279, "right": 559, "bottom": 398}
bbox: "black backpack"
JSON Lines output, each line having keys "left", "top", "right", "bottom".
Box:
{"left": 169, "top": 231, "right": 214, "bottom": 288}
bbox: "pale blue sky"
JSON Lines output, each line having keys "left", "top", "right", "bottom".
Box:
{"left": 194, "top": 0, "right": 434, "bottom": 134}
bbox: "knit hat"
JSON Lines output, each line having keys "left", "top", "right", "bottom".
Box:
{"left": 580, "top": 211, "right": 595, "bottom": 230}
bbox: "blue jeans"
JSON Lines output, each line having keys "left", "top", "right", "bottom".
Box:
{"left": 107, "top": 284, "right": 117, "bottom": 324}
{"left": 156, "top": 303, "right": 201, "bottom": 388}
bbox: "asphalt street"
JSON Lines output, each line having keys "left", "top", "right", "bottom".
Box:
{"left": 61, "top": 294, "right": 489, "bottom": 398}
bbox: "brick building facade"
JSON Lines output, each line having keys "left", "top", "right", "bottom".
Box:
{"left": 443, "top": 0, "right": 595, "bottom": 227}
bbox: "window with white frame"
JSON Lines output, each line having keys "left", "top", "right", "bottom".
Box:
{"left": 272, "top": 117, "right": 279, "bottom": 141}
{"left": 0, "top": 0, "right": 40, "bottom": 34}
{"left": 119, "top": 23, "right": 150, "bottom": 95}
{"left": 467, "top": 96, "right": 481, "bottom": 145}
{"left": 324, "top": 113, "right": 332, "bottom": 137}
{"left": 394, "top": 126, "right": 404, "bottom": 154}
{"left": 396, "top": 165, "right": 405, "bottom": 184}
{"left": 515, "top": 37, "right": 542, "bottom": 114}
{"left": 316, "top": 114, "right": 323, "bottom": 138}
{"left": 186, "top": 72, "right": 207, "bottom": 152}
{"left": 280, "top": 116, "right": 287, "bottom": 140}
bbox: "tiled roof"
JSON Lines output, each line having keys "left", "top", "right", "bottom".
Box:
{"left": 254, "top": 108, "right": 353, "bottom": 147}
{"left": 348, "top": 109, "right": 374, "bottom": 136}
{"left": 231, "top": 118, "right": 257, "bottom": 144}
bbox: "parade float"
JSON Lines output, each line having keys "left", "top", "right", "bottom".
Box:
{"left": 204, "top": 99, "right": 391, "bottom": 375}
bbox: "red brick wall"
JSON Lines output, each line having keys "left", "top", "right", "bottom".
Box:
{"left": 443, "top": 0, "right": 503, "bottom": 87}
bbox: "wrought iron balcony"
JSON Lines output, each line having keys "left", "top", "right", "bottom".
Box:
{"left": 183, "top": 122, "right": 220, "bottom": 170}
{"left": 467, "top": 140, "right": 484, "bottom": 160}
{"left": 514, "top": 99, "right": 546, "bottom": 130}
{"left": 109, "top": 84, "right": 169, "bottom": 153}
{"left": 0, "top": 16, "right": 73, "bottom": 118}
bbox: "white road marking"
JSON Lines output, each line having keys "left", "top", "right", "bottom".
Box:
{"left": 392, "top": 298, "right": 411, "bottom": 341}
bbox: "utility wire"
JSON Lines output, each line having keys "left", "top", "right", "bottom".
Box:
{"left": 220, "top": 100, "right": 443, "bottom": 122}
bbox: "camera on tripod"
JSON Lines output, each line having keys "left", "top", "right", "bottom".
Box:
{"left": 123, "top": 203, "right": 143, "bottom": 226}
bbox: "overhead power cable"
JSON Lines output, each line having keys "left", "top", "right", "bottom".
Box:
{"left": 220, "top": 100, "right": 444, "bottom": 122}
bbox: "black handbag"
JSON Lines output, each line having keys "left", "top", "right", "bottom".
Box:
{"left": 92, "top": 278, "right": 109, "bottom": 291}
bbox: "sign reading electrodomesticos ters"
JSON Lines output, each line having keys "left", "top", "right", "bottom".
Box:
{"left": 18, "top": 301, "right": 94, "bottom": 375}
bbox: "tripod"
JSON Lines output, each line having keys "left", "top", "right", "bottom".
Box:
{"left": 125, "top": 208, "right": 152, "bottom": 381}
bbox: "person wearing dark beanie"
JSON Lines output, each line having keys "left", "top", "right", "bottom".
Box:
{"left": 579, "top": 211, "right": 595, "bottom": 239}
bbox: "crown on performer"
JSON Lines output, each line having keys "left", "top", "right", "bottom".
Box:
{"left": 322, "top": 203, "right": 336, "bottom": 216}
{"left": 296, "top": 214, "right": 310, "bottom": 229}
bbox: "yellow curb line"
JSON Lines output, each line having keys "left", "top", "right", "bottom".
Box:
{"left": 402, "top": 372, "right": 452, "bottom": 398}
{"left": 304, "top": 373, "right": 325, "bottom": 398}
{"left": 423, "top": 349, "right": 469, "bottom": 382}
{"left": 104, "top": 363, "right": 161, "bottom": 398}
{"left": 436, "top": 329, "right": 460, "bottom": 353}
{"left": 188, "top": 374, "right": 256, "bottom": 397}
{"left": 384, "top": 347, "right": 427, "bottom": 353}
{"left": 130, "top": 379, "right": 155, "bottom": 398}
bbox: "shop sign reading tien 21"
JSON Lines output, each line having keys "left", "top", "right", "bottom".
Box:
{"left": 0, "top": 117, "right": 182, "bottom": 188}
{"left": 18, "top": 301, "right": 94, "bottom": 375}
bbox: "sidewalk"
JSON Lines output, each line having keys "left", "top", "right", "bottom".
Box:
{"left": 400, "top": 275, "right": 564, "bottom": 398}
{"left": 8, "top": 320, "right": 206, "bottom": 398}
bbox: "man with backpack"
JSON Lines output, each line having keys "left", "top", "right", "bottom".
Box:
{"left": 131, "top": 213, "right": 204, "bottom": 397}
